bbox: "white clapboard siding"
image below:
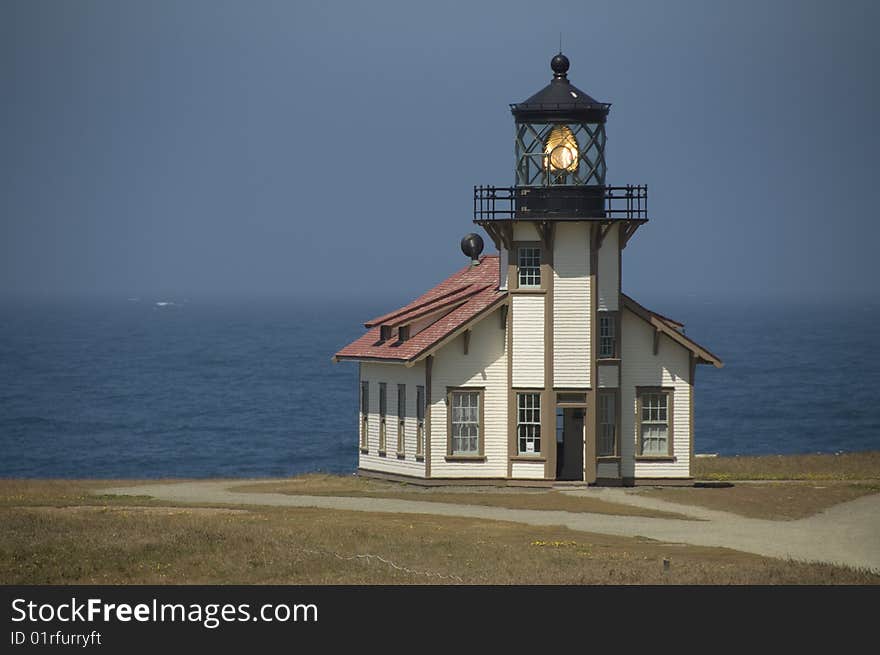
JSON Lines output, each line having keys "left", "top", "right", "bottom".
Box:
{"left": 359, "top": 361, "right": 427, "bottom": 478}
{"left": 430, "top": 307, "right": 508, "bottom": 478}
{"left": 598, "top": 364, "right": 619, "bottom": 388}
{"left": 511, "top": 295, "right": 544, "bottom": 388}
{"left": 511, "top": 461, "right": 545, "bottom": 479}
{"left": 597, "top": 224, "right": 619, "bottom": 311}
{"left": 553, "top": 222, "right": 590, "bottom": 388}
{"left": 619, "top": 309, "right": 692, "bottom": 479}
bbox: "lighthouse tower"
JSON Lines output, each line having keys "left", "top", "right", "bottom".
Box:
{"left": 475, "top": 53, "right": 647, "bottom": 482}
{"left": 335, "top": 53, "right": 721, "bottom": 486}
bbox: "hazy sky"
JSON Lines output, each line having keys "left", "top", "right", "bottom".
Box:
{"left": 2, "top": 0, "right": 878, "bottom": 303}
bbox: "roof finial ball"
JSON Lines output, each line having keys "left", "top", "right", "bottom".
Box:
{"left": 460, "top": 232, "right": 484, "bottom": 266}
{"left": 551, "top": 52, "right": 570, "bottom": 79}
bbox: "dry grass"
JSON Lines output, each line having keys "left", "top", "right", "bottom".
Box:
{"left": 641, "top": 481, "right": 880, "bottom": 520}
{"left": 2, "top": 501, "right": 877, "bottom": 585}
{"left": 3, "top": 470, "right": 879, "bottom": 585}
{"left": 230, "top": 475, "right": 687, "bottom": 519}
{"left": 695, "top": 451, "right": 880, "bottom": 481}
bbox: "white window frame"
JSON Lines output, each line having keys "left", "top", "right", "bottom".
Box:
{"left": 449, "top": 390, "right": 481, "bottom": 457}
{"left": 598, "top": 391, "right": 617, "bottom": 457}
{"left": 637, "top": 388, "right": 673, "bottom": 457}
{"left": 517, "top": 246, "right": 541, "bottom": 288}
{"left": 360, "top": 381, "right": 369, "bottom": 450}
{"left": 416, "top": 385, "right": 425, "bottom": 457}
{"left": 517, "top": 392, "right": 542, "bottom": 455}
{"left": 397, "top": 384, "right": 406, "bottom": 456}
{"left": 598, "top": 312, "right": 617, "bottom": 359}
{"left": 378, "top": 382, "right": 387, "bottom": 454}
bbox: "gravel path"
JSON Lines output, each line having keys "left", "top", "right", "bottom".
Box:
{"left": 101, "top": 480, "right": 880, "bottom": 573}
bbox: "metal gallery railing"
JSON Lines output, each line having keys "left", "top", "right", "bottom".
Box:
{"left": 474, "top": 184, "right": 648, "bottom": 221}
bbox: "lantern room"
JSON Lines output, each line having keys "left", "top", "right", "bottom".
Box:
{"left": 474, "top": 53, "right": 647, "bottom": 226}
{"left": 512, "top": 53, "right": 609, "bottom": 188}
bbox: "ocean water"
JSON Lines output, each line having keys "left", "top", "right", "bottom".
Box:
{"left": 0, "top": 297, "right": 878, "bottom": 478}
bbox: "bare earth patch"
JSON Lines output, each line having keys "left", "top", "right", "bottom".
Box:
{"left": 230, "top": 475, "right": 689, "bottom": 520}
{"left": 641, "top": 482, "right": 879, "bottom": 520}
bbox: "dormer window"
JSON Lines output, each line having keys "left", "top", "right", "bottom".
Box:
{"left": 380, "top": 325, "right": 393, "bottom": 341}
{"left": 398, "top": 325, "right": 410, "bottom": 341}
{"left": 518, "top": 246, "right": 541, "bottom": 288}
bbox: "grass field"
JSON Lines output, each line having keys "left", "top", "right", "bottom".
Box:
{"left": 1, "top": 452, "right": 878, "bottom": 585}
{"left": 694, "top": 451, "right": 880, "bottom": 481}
{"left": 2, "top": 492, "right": 876, "bottom": 585}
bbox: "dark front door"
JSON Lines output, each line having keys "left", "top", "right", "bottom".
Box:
{"left": 556, "top": 408, "right": 584, "bottom": 481}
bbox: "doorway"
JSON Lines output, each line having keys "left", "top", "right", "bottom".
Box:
{"left": 555, "top": 407, "right": 585, "bottom": 481}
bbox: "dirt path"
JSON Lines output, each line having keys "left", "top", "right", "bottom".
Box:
{"left": 101, "top": 480, "right": 880, "bottom": 573}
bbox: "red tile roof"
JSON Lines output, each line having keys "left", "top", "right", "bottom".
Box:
{"left": 365, "top": 282, "right": 491, "bottom": 328}
{"left": 334, "top": 255, "right": 506, "bottom": 364}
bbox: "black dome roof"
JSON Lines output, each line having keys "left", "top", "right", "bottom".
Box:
{"left": 510, "top": 53, "right": 611, "bottom": 124}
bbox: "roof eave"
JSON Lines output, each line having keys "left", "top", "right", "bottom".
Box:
{"left": 332, "top": 354, "right": 409, "bottom": 365}
{"left": 621, "top": 294, "right": 724, "bottom": 369}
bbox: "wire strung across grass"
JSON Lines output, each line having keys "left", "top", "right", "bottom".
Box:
{"left": 298, "top": 547, "right": 463, "bottom": 582}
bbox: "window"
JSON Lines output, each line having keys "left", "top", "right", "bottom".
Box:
{"left": 416, "top": 385, "right": 425, "bottom": 457}
{"left": 397, "top": 384, "right": 406, "bottom": 456}
{"left": 398, "top": 325, "right": 410, "bottom": 341}
{"left": 518, "top": 247, "right": 541, "bottom": 288}
{"left": 517, "top": 393, "right": 541, "bottom": 455}
{"left": 378, "top": 382, "right": 387, "bottom": 453}
{"left": 380, "top": 325, "right": 393, "bottom": 341}
{"left": 598, "top": 313, "right": 617, "bottom": 358}
{"left": 638, "top": 388, "right": 673, "bottom": 456}
{"left": 449, "top": 390, "right": 481, "bottom": 456}
{"left": 598, "top": 391, "right": 617, "bottom": 457}
{"left": 360, "top": 381, "right": 369, "bottom": 450}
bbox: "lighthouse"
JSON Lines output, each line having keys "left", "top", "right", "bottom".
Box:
{"left": 335, "top": 54, "right": 721, "bottom": 485}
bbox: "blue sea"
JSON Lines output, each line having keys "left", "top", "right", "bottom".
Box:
{"left": 1, "top": 297, "right": 878, "bottom": 478}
